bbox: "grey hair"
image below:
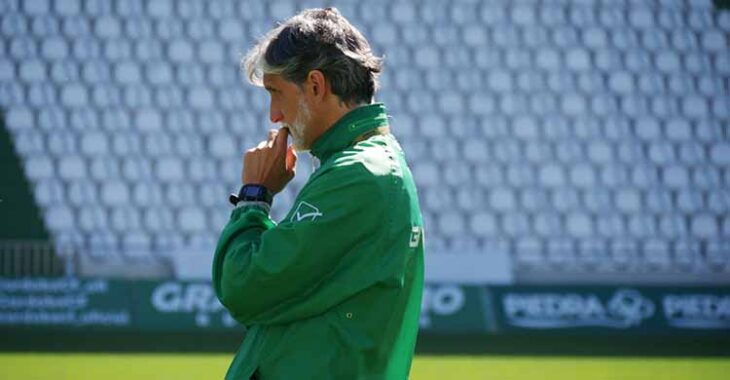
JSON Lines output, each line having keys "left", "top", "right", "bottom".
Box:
{"left": 243, "top": 7, "right": 382, "bottom": 106}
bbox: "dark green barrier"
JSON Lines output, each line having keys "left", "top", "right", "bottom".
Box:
{"left": 1, "top": 278, "right": 729, "bottom": 336}
{"left": 0, "top": 278, "right": 241, "bottom": 332}
{"left": 490, "top": 286, "right": 730, "bottom": 335}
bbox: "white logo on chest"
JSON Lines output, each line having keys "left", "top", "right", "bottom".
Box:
{"left": 409, "top": 226, "right": 422, "bottom": 248}
{"left": 290, "top": 201, "right": 323, "bottom": 223}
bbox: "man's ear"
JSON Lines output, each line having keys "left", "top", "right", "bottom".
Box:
{"left": 306, "top": 70, "right": 327, "bottom": 102}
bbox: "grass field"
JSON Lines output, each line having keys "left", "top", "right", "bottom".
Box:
{"left": 1, "top": 354, "right": 729, "bottom": 379}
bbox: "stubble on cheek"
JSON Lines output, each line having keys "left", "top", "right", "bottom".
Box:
{"left": 285, "top": 99, "right": 311, "bottom": 152}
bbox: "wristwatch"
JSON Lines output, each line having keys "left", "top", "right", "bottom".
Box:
{"left": 229, "top": 184, "right": 273, "bottom": 206}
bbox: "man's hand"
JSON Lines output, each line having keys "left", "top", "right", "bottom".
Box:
{"left": 243, "top": 127, "right": 297, "bottom": 194}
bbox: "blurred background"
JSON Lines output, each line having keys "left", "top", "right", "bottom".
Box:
{"left": 1, "top": 0, "right": 729, "bottom": 378}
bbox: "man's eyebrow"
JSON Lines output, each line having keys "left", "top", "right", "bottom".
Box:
{"left": 264, "top": 85, "right": 277, "bottom": 92}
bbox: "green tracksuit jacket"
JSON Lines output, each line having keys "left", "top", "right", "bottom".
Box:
{"left": 212, "top": 103, "right": 425, "bottom": 380}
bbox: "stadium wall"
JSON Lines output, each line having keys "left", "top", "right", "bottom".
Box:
{"left": 1, "top": 277, "right": 729, "bottom": 355}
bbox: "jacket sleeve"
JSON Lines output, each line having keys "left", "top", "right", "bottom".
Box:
{"left": 212, "top": 164, "right": 395, "bottom": 326}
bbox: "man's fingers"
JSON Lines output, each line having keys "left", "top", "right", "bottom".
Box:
{"left": 276, "top": 127, "right": 289, "bottom": 151}
{"left": 286, "top": 145, "right": 297, "bottom": 172}
{"left": 266, "top": 129, "right": 278, "bottom": 148}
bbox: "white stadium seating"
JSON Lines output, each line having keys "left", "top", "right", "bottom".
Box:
{"left": 0, "top": 0, "right": 728, "bottom": 283}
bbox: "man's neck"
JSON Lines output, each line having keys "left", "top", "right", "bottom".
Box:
{"left": 309, "top": 100, "right": 365, "bottom": 146}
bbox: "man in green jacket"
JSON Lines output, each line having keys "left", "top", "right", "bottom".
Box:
{"left": 212, "top": 8, "right": 425, "bottom": 380}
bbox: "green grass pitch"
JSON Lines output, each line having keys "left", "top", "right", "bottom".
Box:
{"left": 1, "top": 354, "right": 728, "bottom": 379}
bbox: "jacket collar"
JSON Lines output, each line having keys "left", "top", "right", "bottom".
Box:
{"left": 310, "top": 103, "right": 389, "bottom": 162}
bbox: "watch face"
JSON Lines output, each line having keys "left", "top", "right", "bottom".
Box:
{"left": 244, "top": 186, "right": 261, "bottom": 197}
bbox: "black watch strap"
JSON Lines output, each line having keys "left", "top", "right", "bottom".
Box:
{"left": 229, "top": 184, "right": 273, "bottom": 206}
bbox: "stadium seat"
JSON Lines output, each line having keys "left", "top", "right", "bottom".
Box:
{"left": 0, "top": 0, "right": 728, "bottom": 282}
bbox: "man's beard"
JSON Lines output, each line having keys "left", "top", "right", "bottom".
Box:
{"left": 285, "top": 98, "right": 311, "bottom": 152}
